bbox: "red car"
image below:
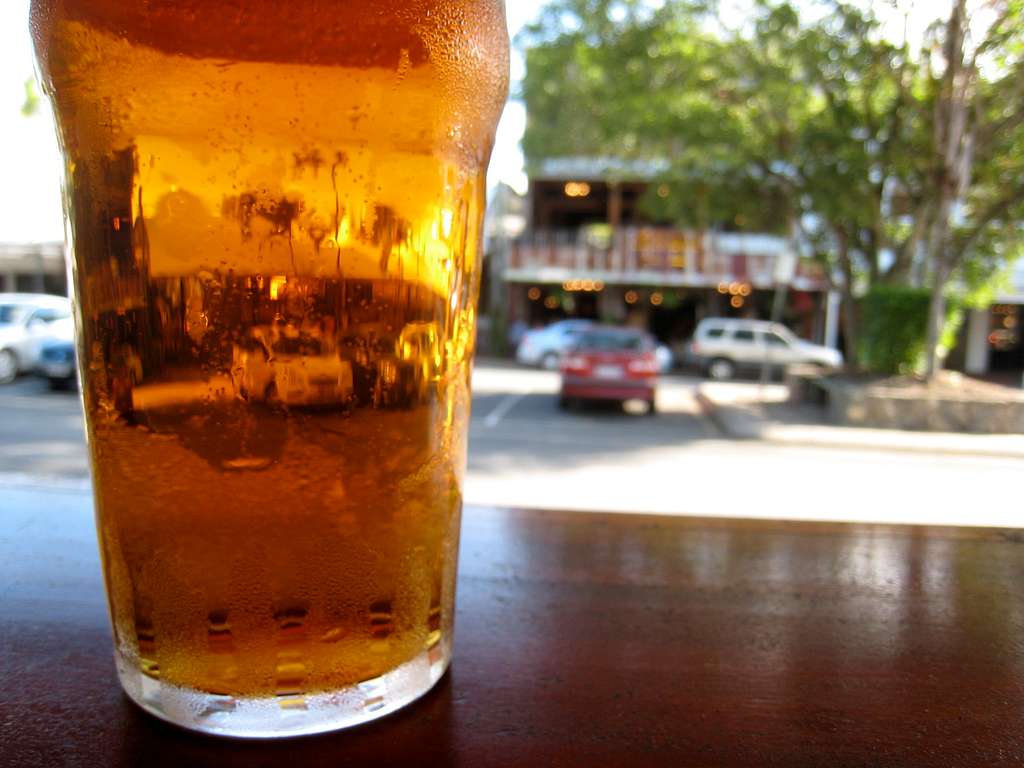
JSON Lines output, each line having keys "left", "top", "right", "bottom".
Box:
{"left": 558, "top": 327, "right": 659, "bottom": 413}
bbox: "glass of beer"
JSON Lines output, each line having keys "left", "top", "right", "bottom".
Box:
{"left": 31, "top": 0, "right": 508, "bottom": 738}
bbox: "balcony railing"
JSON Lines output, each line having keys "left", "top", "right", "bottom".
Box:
{"left": 507, "top": 227, "right": 828, "bottom": 291}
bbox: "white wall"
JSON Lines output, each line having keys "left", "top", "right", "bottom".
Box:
{"left": 964, "top": 309, "right": 992, "bottom": 375}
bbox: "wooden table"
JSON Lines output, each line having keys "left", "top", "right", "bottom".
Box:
{"left": 3, "top": 484, "right": 1023, "bottom": 767}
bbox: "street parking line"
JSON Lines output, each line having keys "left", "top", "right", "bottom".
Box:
{"left": 483, "top": 391, "right": 529, "bottom": 428}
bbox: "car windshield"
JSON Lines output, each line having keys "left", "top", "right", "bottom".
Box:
{"left": 31, "top": 307, "right": 70, "bottom": 324}
{"left": 0, "top": 305, "right": 31, "bottom": 325}
{"left": 577, "top": 331, "right": 648, "bottom": 351}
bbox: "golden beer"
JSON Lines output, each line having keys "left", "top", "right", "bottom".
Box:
{"left": 31, "top": 0, "right": 508, "bottom": 736}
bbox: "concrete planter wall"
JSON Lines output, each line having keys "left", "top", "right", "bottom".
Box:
{"left": 819, "top": 379, "right": 1024, "bottom": 434}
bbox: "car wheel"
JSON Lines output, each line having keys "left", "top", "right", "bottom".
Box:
{"left": 559, "top": 395, "right": 580, "bottom": 411}
{"left": 707, "top": 357, "right": 735, "bottom": 381}
{"left": 48, "top": 376, "right": 73, "bottom": 391}
{"left": 0, "top": 349, "right": 17, "bottom": 385}
{"left": 540, "top": 351, "right": 560, "bottom": 370}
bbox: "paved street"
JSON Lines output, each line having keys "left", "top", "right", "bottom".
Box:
{"left": 0, "top": 377, "right": 88, "bottom": 480}
{"left": 1, "top": 362, "right": 1021, "bottom": 527}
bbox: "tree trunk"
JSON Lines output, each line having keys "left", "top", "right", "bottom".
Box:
{"left": 841, "top": 286, "right": 859, "bottom": 370}
{"left": 922, "top": 191, "right": 956, "bottom": 379}
{"left": 834, "top": 226, "right": 859, "bottom": 369}
{"left": 923, "top": 255, "right": 950, "bottom": 380}
{"left": 923, "top": 0, "right": 970, "bottom": 381}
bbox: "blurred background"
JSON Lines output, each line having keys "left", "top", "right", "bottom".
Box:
{"left": 2, "top": 0, "right": 1022, "bottom": 526}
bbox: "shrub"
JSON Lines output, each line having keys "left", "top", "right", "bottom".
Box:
{"left": 857, "top": 286, "right": 962, "bottom": 375}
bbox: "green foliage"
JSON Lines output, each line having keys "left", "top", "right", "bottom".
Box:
{"left": 520, "top": 0, "right": 721, "bottom": 173}
{"left": 521, "top": 0, "right": 920, "bottom": 238}
{"left": 21, "top": 78, "right": 40, "bottom": 117}
{"left": 858, "top": 286, "right": 963, "bottom": 375}
{"left": 659, "top": 289, "right": 682, "bottom": 310}
{"left": 858, "top": 287, "right": 931, "bottom": 375}
{"left": 521, "top": 0, "right": 1023, "bottom": 244}
{"left": 940, "top": 300, "right": 966, "bottom": 362}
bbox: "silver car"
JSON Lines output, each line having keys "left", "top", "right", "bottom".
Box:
{"left": 688, "top": 318, "right": 843, "bottom": 380}
{"left": 0, "top": 294, "right": 73, "bottom": 384}
{"left": 516, "top": 319, "right": 595, "bottom": 369}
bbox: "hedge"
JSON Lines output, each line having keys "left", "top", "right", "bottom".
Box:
{"left": 857, "top": 285, "right": 963, "bottom": 375}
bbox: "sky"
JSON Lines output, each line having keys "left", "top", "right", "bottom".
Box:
{"left": 0, "top": 2, "right": 66, "bottom": 243}
{"left": 0, "top": 1, "right": 546, "bottom": 244}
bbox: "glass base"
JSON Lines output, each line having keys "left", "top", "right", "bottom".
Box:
{"left": 116, "top": 640, "right": 451, "bottom": 739}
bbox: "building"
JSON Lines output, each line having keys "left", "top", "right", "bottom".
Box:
{"left": 493, "top": 158, "right": 837, "bottom": 355}
{"left": 962, "top": 260, "right": 1024, "bottom": 380}
{"left": 0, "top": 242, "right": 67, "bottom": 296}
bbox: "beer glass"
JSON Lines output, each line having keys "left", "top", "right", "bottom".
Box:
{"left": 31, "top": 0, "right": 508, "bottom": 738}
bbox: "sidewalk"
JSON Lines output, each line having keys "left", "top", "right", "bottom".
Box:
{"left": 696, "top": 381, "right": 1024, "bottom": 459}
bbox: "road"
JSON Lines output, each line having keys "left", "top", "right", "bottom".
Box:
{"left": 2, "top": 362, "right": 1021, "bottom": 526}
{"left": 0, "top": 377, "right": 88, "bottom": 480}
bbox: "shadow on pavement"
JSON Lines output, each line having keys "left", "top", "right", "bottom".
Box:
{"left": 468, "top": 387, "right": 716, "bottom": 474}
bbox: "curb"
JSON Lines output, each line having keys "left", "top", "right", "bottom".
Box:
{"left": 693, "top": 389, "right": 746, "bottom": 439}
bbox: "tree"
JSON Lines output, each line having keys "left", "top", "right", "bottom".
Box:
{"left": 918, "top": 0, "right": 1024, "bottom": 377}
{"left": 520, "top": 0, "right": 1024, "bottom": 374}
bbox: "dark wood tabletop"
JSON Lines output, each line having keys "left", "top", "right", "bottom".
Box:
{"left": 2, "top": 483, "right": 1023, "bottom": 767}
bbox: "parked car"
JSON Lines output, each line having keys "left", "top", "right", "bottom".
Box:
{"left": 231, "top": 328, "right": 354, "bottom": 406}
{"left": 35, "top": 317, "right": 77, "bottom": 389}
{"left": 0, "top": 294, "right": 72, "bottom": 384}
{"left": 399, "top": 321, "right": 442, "bottom": 379}
{"left": 372, "top": 351, "right": 419, "bottom": 409}
{"left": 516, "top": 319, "right": 594, "bottom": 369}
{"left": 559, "top": 326, "right": 659, "bottom": 413}
{"left": 688, "top": 318, "right": 843, "bottom": 380}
